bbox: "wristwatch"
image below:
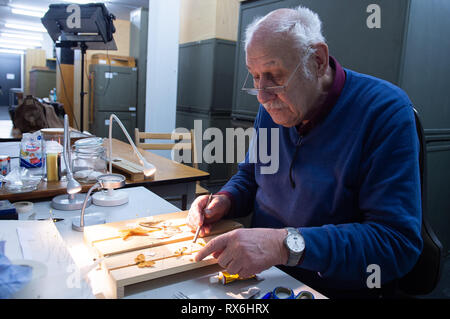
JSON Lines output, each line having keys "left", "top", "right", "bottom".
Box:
{"left": 283, "top": 227, "right": 305, "bottom": 266}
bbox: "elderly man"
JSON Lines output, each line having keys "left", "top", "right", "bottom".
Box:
{"left": 187, "top": 6, "right": 422, "bottom": 298}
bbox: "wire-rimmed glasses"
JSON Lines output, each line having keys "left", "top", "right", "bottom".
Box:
{"left": 241, "top": 58, "right": 303, "bottom": 96}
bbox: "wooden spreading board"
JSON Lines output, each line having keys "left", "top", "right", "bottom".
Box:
{"left": 110, "top": 158, "right": 153, "bottom": 182}
{"left": 83, "top": 210, "right": 242, "bottom": 298}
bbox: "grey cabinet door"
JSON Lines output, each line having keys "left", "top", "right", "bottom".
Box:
{"left": 177, "top": 39, "right": 236, "bottom": 112}
{"left": 233, "top": 0, "right": 299, "bottom": 120}
{"left": 90, "top": 65, "right": 137, "bottom": 112}
{"left": 91, "top": 110, "right": 136, "bottom": 142}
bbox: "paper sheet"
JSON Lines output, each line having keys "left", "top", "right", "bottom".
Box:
{"left": 16, "top": 227, "right": 36, "bottom": 260}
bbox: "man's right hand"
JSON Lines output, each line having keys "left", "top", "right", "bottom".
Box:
{"left": 187, "top": 194, "right": 231, "bottom": 237}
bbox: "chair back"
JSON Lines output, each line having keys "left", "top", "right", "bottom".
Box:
{"left": 134, "top": 129, "right": 198, "bottom": 168}
{"left": 398, "top": 108, "right": 444, "bottom": 295}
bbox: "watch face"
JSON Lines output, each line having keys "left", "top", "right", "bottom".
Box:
{"left": 287, "top": 235, "right": 305, "bottom": 253}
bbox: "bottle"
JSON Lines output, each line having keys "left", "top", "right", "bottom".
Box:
{"left": 19, "top": 131, "right": 44, "bottom": 178}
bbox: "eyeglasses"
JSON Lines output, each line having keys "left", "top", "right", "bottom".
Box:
{"left": 241, "top": 58, "right": 303, "bottom": 96}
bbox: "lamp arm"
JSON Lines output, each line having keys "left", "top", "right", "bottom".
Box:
{"left": 79, "top": 182, "right": 101, "bottom": 228}
{"left": 108, "top": 114, "right": 147, "bottom": 173}
{"left": 63, "top": 114, "right": 74, "bottom": 180}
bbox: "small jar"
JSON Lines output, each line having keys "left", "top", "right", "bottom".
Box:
{"left": 72, "top": 137, "right": 107, "bottom": 183}
{"left": 41, "top": 128, "right": 64, "bottom": 181}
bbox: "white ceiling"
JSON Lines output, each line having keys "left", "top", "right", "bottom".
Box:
{"left": 0, "top": 0, "right": 148, "bottom": 28}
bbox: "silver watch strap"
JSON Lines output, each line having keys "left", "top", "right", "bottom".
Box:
{"left": 285, "top": 227, "right": 303, "bottom": 266}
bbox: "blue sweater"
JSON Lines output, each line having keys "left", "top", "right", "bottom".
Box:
{"left": 220, "top": 69, "right": 423, "bottom": 290}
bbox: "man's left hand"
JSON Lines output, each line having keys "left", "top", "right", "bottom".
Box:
{"left": 194, "top": 228, "right": 289, "bottom": 278}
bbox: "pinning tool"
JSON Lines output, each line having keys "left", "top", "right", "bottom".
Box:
{"left": 38, "top": 218, "right": 64, "bottom": 222}
{"left": 193, "top": 194, "right": 212, "bottom": 243}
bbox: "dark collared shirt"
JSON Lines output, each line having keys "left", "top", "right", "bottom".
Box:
{"left": 296, "top": 56, "right": 346, "bottom": 136}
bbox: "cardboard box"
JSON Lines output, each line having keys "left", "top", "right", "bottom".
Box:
{"left": 90, "top": 54, "right": 136, "bottom": 67}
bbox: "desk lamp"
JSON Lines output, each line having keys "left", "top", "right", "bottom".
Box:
{"left": 72, "top": 173, "right": 126, "bottom": 231}
{"left": 51, "top": 115, "right": 92, "bottom": 210}
{"left": 91, "top": 114, "right": 156, "bottom": 207}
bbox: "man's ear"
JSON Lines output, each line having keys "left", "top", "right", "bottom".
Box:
{"left": 312, "top": 43, "right": 329, "bottom": 78}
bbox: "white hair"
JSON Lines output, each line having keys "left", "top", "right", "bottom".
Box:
{"left": 244, "top": 6, "right": 326, "bottom": 79}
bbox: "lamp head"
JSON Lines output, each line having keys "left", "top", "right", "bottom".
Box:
{"left": 67, "top": 177, "right": 82, "bottom": 194}
{"left": 97, "top": 173, "right": 126, "bottom": 190}
{"left": 141, "top": 159, "right": 156, "bottom": 177}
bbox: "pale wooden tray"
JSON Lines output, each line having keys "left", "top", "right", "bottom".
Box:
{"left": 83, "top": 210, "right": 242, "bottom": 298}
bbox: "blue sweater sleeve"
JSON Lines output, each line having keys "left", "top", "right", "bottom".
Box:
{"left": 219, "top": 108, "right": 263, "bottom": 218}
{"left": 298, "top": 105, "right": 423, "bottom": 288}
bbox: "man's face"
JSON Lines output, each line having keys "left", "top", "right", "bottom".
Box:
{"left": 246, "top": 36, "right": 318, "bottom": 127}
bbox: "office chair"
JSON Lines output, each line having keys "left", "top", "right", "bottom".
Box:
{"left": 397, "top": 108, "right": 444, "bottom": 295}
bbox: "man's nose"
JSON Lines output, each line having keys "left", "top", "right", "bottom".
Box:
{"left": 256, "top": 77, "right": 277, "bottom": 103}
{"left": 257, "top": 89, "right": 277, "bottom": 104}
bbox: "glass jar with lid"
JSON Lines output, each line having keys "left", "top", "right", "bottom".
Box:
{"left": 72, "top": 137, "right": 107, "bottom": 183}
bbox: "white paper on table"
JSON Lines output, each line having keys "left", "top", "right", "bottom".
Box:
{"left": 16, "top": 227, "right": 36, "bottom": 260}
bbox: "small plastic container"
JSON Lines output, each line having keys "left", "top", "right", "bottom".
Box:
{"left": 41, "top": 128, "right": 65, "bottom": 181}
{"left": 72, "top": 137, "right": 107, "bottom": 183}
{"left": 45, "top": 151, "right": 61, "bottom": 182}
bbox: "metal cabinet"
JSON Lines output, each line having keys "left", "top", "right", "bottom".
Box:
{"left": 129, "top": 7, "right": 148, "bottom": 132}
{"left": 89, "top": 64, "right": 137, "bottom": 141}
{"left": 29, "top": 69, "right": 56, "bottom": 99}
{"left": 92, "top": 110, "right": 137, "bottom": 141}
{"left": 176, "top": 39, "right": 237, "bottom": 188}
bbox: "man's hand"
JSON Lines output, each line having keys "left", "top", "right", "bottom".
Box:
{"left": 187, "top": 194, "right": 231, "bottom": 237}
{"left": 195, "top": 228, "right": 289, "bottom": 278}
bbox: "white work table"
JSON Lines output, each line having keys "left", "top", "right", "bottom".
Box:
{"left": 1, "top": 186, "right": 327, "bottom": 299}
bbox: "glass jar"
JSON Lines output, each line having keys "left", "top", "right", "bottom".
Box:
{"left": 72, "top": 137, "right": 107, "bottom": 183}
